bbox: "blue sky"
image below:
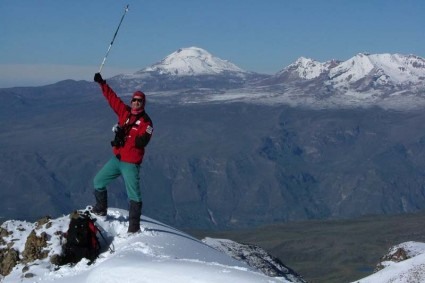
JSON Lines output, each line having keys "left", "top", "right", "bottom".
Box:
{"left": 1, "top": 0, "right": 424, "bottom": 87}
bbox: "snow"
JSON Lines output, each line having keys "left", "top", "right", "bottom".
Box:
{"left": 5, "top": 209, "right": 425, "bottom": 283}
{"left": 329, "top": 53, "right": 374, "bottom": 86}
{"left": 329, "top": 53, "right": 425, "bottom": 87}
{"left": 156, "top": 87, "right": 425, "bottom": 111}
{"left": 280, "top": 57, "right": 330, "bottom": 79}
{"left": 143, "top": 47, "right": 246, "bottom": 76}
{"left": 351, "top": 242, "right": 425, "bottom": 283}
{"left": 354, "top": 254, "right": 425, "bottom": 283}
{"left": 1, "top": 208, "right": 289, "bottom": 283}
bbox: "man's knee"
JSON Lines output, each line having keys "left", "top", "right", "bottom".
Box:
{"left": 93, "top": 174, "right": 105, "bottom": 189}
{"left": 94, "top": 187, "right": 107, "bottom": 192}
{"left": 127, "top": 188, "right": 142, "bottom": 202}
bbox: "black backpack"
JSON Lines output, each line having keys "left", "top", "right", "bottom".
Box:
{"left": 61, "top": 211, "right": 100, "bottom": 265}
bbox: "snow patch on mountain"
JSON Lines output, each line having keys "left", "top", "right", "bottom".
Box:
{"left": 143, "top": 47, "right": 246, "bottom": 76}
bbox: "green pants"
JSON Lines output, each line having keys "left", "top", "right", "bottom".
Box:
{"left": 93, "top": 157, "right": 141, "bottom": 202}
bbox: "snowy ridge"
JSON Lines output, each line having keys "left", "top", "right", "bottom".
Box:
{"left": 329, "top": 53, "right": 425, "bottom": 87}
{"left": 143, "top": 47, "right": 246, "bottom": 76}
{"left": 0, "top": 209, "right": 295, "bottom": 283}
{"left": 278, "top": 57, "right": 333, "bottom": 79}
{"left": 272, "top": 53, "right": 425, "bottom": 87}
{"left": 352, "top": 241, "right": 425, "bottom": 283}
{"left": 204, "top": 238, "right": 306, "bottom": 282}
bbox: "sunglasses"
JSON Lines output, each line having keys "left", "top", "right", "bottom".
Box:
{"left": 131, "top": 98, "right": 143, "bottom": 103}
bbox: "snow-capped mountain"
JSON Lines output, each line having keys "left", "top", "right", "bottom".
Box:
{"left": 143, "top": 47, "right": 246, "bottom": 76}
{"left": 268, "top": 53, "right": 425, "bottom": 86}
{"left": 109, "top": 47, "right": 266, "bottom": 92}
{"left": 328, "top": 53, "right": 425, "bottom": 89}
{"left": 0, "top": 208, "right": 304, "bottom": 283}
{"left": 277, "top": 57, "right": 339, "bottom": 80}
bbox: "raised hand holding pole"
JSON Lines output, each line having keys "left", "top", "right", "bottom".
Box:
{"left": 98, "top": 4, "right": 129, "bottom": 74}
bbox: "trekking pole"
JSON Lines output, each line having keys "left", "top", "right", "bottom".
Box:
{"left": 98, "top": 4, "right": 130, "bottom": 73}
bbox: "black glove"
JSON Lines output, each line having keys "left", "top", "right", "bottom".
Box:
{"left": 94, "top": 73, "right": 105, "bottom": 84}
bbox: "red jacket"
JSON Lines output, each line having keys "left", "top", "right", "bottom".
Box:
{"left": 100, "top": 83, "right": 153, "bottom": 164}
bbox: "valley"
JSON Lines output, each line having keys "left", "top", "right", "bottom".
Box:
{"left": 188, "top": 211, "right": 425, "bottom": 283}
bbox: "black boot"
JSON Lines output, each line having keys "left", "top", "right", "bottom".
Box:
{"left": 128, "top": 201, "right": 142, "bottom": 233}
{"left": 92, "top": 189, "right": 107, "bottom": 216}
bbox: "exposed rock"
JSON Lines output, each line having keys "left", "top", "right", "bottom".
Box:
{"left": 374, "top": 242, "right": 425, "bottom": 272}
{"left": 203, "top": 237, "right": 307, "bottom": 283}
{"left": 50, "top": 254, "right": 62, "bottom": 266}
{"left": 384, "top": 247, "right": 409, "bottom": 262}
{"left": 0, "top": 248, "right": 19, "bottom": 276}
{"left": 0, "top": 217, "right": 62, "bottom": 277}
{"left": 36, "top": 216, "right": 52, "bottom": 229}
{"left": 0, "top": 227, "right": 10, "bottom": 238}
{"left": 22, "top": 230, "right": 48, "bottom": 263}
{"left": 0, "top": 227, "right": 10, "bottom": 246}
{"left": 24, "top": 272, "right": 35, "bottom": 278}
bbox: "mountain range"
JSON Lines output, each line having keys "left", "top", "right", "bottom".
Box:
{"left": 1, "top": 47, "right": 425, "bottom": 230}
{"left": 108, "top": 47, "right": 425, "bottom": 109}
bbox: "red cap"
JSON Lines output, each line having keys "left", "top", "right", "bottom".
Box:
{"left": 132, "top": 91, "right": 146, "bottom": 109}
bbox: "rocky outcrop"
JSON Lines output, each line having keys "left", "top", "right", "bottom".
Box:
{"left": 374, "top": 242, "right": 425, "bottom": 272}
{"left": 0, "top": 227, "right": 15, "bottom": 276}
{"left": 0, "top": 248, "right": 19, "bottom": 277}
{"left": 203, "top": 237, "right": 307, "bottom": 283}
{"left": 0, "top": 216, "right": 60, "bottom": 276}
{"left": 21, "top": 230, "right": 49, "bottom": 263}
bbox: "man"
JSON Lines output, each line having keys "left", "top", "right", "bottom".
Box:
{"left": 92, "top": 72, "right": 153, "bottom": 233}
